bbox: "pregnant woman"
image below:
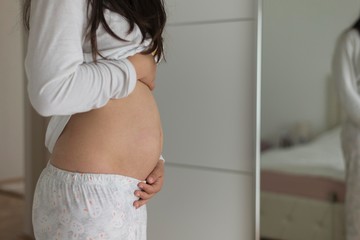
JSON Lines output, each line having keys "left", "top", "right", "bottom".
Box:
{"left": 24, "top": 0, "right": 166, "bottom": 239}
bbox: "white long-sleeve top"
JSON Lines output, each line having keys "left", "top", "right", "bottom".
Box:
{"left": 25, "top": 0, "right": 164, "bottom": 161}
{"left": 333, "top": 29, "right": 360, "bottom": 128}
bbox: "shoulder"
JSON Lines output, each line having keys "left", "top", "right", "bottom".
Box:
{"left": 332, "top": 29, "right": 360, "bottom": 61}
{"left": 338, "top": 29, "right": 360, "bottom": 49}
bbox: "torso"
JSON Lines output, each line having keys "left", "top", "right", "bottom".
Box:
{"left": 50, "top": 81, "right": 163, "bottom": 181}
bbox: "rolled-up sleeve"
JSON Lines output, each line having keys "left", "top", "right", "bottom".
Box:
{"left": 25, "top": 0, "right": 137, "bottom": 117}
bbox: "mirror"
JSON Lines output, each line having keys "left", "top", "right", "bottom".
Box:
{"left": 259, "top": 0, "right": 360, "bottom": 239}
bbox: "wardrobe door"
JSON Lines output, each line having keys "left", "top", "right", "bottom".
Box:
{"left": 148, "top": 166, "right": 254, "bottom": 239}
{"left": 165, "top": 0, "right": 254, "bottom": 23}
{"left": 149, "top": 0, "right": 257, "bottom": 239}
{"left": 156, "top": 22, "right": 255, "bottom": 172}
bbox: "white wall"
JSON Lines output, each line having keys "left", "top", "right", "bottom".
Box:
{"left": 261, "top": 0, "right": 360, "bottom": 143}
{"left": 0, "top": 0, "right": 25, "bottom": 181}
{"left": 149, "top": 0, "right": 257, "bottom": 239}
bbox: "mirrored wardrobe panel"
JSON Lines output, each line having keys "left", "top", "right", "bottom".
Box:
{"left": 260, "top": 0, "right": 360, "bottom": 239}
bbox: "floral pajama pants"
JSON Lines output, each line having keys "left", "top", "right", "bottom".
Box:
{"left": 32, "top": 161, "right": 147, "bottom": 240}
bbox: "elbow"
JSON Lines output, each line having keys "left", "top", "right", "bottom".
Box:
{"left": 27, "top": 90, "right": 57, "bottom": 117}
{"left": 27, "top": 79, "right": 63, "bottom": 117}
{"left": 25, "top": 62, "right": 70, "bottom": 116}
{"left": 25, "top": 64, "right": 55, "bottom": 116}
{"left": 32, "top": 106, "right": 55, "bottom": 117}
{"left": 31, "top": 103, "right": 56, "bottom": 117}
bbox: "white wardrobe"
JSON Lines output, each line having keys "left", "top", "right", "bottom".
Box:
{"left": 148, "top": 0, "right": 257, "bottom": 239}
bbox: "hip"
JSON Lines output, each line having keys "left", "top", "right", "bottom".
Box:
{"left": 33, "top": 161, "right": 147, "bottom": 239}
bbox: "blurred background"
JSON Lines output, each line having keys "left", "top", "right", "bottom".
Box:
{"left": 260, "top": 0, "right": 360, "bottom": 239}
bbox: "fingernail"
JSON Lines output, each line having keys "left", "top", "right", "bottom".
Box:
{"left": 138, "top": 184, "right": 144, "bottom": 189}
{"left": 136, "top": 192, "right": 140, "bottom": 197}
{"left": 148, "top": 177, "right": 154, "bottom": 183}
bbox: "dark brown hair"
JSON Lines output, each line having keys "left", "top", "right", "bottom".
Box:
{"left": 23, "top": 0, "right": 166, "bottom": 62}
{"left": 352, "top": 17, "right": 360, "bottom": 34}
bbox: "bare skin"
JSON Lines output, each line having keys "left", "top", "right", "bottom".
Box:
{"left": 134, "top": 159, "right": 164, "bottom": 208}
{"left": 50, "top": 53, "right": 164, "bottom": 208}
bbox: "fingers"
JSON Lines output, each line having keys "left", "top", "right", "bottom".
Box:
{"left": 138, "top": 76, "right": 156, "bottom": 91}
{"left": 133, "top": 199, "right": 149, "bottom": 209}
{"left": 141, "top": 177, "right": 163, "bottom": 198}
{"left": 149, "top": 180, "right": 163, "bottom": 196}
{"left": 134, "top": 189, "right": 154, "bottom": 201}
{"left": 147, "top": 160, "right": 164, "bottom": 184}
{"left": 147, "top": 80, "right": 156, "bottom": 91}
{"left": 128, "top": 53, "right": 157, "bottom": 90}
{"left": 133, "top": 188, "right": 154, "bottom": 209}
{"left": 146, "top": 179, "right": 164, "bottom": 193}
{"left": 132, "top": 159, "right": 165, "bottom": 209}
{"left": 134, "top": 180, "right": 161, "bottom": 199}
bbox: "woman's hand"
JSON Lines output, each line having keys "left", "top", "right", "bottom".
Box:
{"left": 128, "top": 53, "right": 157, "bottom": 91}
{"left": 133, "top": 159, "right": 164, "bottom": 209}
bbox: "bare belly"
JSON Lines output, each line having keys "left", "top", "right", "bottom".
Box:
{"left": 50, "top": 81, "right": 163, "bottom": 181}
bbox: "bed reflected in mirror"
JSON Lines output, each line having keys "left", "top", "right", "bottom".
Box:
{"left": 259, "top": 0, "right": 360, "bottom": 239}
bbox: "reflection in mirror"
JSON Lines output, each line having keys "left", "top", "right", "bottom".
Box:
{"left": 260, "top": 0, "right": 360, "bottom": 239}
